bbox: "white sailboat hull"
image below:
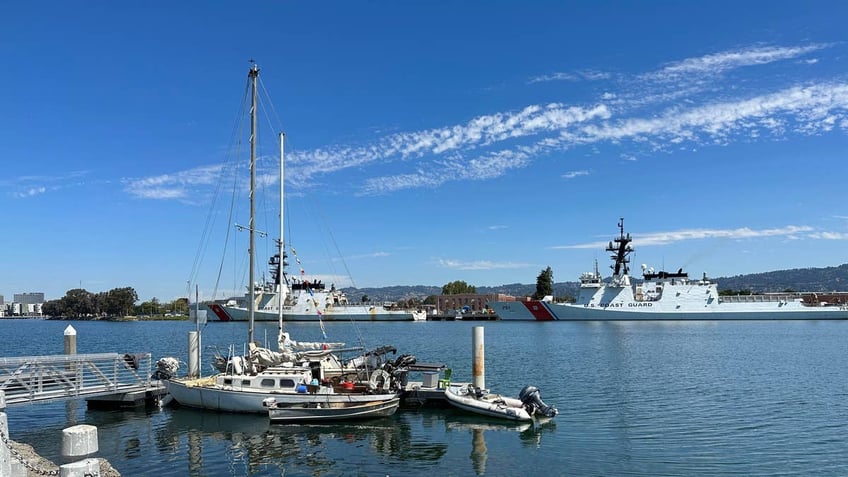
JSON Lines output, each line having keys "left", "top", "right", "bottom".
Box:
{"left": 166, "top": 377, "right": 398, "bottom": 414}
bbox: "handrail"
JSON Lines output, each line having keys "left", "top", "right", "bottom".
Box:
{"left": 0, "top": 352, "right": 153, "bottom": 406}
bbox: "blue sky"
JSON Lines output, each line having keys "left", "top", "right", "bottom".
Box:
{"left": 3, "top": 1, "right": 848, "bottom": 303}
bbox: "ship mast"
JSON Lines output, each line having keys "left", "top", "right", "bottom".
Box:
{"left": 277, "top": 132, "right": 285, "bottom": 338}
{"left": 606, "top": 217, "right": 633, "bottom": 277}
{"left": 247, "top": 62, "right": 259, "bottom": 345}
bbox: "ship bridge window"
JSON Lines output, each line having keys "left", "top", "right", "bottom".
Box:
{"left": 260, "top": 378, "right": 276, "bottom": 388}
{"left": 279, "top": 379, "right": 296, "bottom": 388}
{"left": 240, "top": 380, "right": 251, "bottom": 386}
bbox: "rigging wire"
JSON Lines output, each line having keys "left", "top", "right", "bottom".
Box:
{"left": 187, "top": 74, "right": 251, "bottom": 301}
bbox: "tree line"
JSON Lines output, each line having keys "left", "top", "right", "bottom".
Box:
{"left": 440, "top": 267, "right": 556, "bottom": 300}
{"left": 41, "top": 287, "right": 189, "bottom": 319}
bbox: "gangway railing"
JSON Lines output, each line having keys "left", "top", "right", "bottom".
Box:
{"left": 0, "top": 352, "right": 153, "bottom": 406}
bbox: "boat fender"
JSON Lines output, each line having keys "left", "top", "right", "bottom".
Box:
{"left": 369, "top": 369, "right": 392, "bottom": 391}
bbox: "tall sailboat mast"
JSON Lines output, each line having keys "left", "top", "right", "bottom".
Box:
{"left": 284, "top": 133, "right": 287, "bottom": 336}
{"left": 248, "top": 62, "right": 259, "bottom": 344}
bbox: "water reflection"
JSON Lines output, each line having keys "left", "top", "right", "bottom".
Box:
{"left": 442, "top": 412, "right": 557, "bottom": 475}
{"left": 159, "top": 407, "right": 448, "bottom": 475}
{"left": 149, "top": 406, "right": 558, "bottom": 476}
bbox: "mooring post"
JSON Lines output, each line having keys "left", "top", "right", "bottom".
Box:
{"left": 64, "top": 325, "right": 77, "bottom": 355}
{"left": 0, "top": 390, "right": 11, "bottom": 477}
{"left": 60, "top": 424, "right": 101, "bottom": 476}
{"left": 188, "top": 331, "right": 199, "bottom": 378}
{"left": 64, "top": 324, "right": 80, "bottom": 426}
{"left": 472, "top": 326, "right": 485, "bottom": 389}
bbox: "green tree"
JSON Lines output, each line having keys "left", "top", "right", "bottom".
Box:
{"left": 441, "top": 280, "right": 476, "bottom": 295}
{"left": 171, "top": 297, "right": 189, "bottom": 314}
{"left": 361, "top": 295, "right": 369, "bottom": 304}
{"left": 61, "top": 288, "right": 96, "bottom": 318}
{"left": 532, "top": 266, "right": 554, "bottom": 299}
{"left": 106, "top": 287, "right": 138, "bottom": 316}
{"left": 41, "top": 299, "right": 65, "bottom": 318}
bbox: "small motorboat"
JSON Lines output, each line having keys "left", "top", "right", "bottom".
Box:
{"left": 445, "top": 384, "right": 558, "bottom": 422}
{"left": 263, "top": 396, "right": 400, "bottom": 423}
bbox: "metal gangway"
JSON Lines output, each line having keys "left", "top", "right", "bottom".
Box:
{"left": 0, "top": 352, "right": 162, "bottom": 407}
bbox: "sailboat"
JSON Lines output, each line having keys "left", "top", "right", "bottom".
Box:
{"left": 164, "top": 63, "right": 409, "bottom": 413}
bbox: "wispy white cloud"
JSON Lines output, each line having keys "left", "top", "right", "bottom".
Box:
{"left": 438, "top": 259, "right": 533, "bottom": 270}
{"left": 129, "top": 42, "right": 848, "bottom": 200}
{"left": 124, "top": 164, "right": 227, "bottom": 200}
{"left": 488, "top": 225, "right": 508, "bottom": 230}
{"left": 643, "top": 44, "right": 830, "bottom": 81}
{"left": 808, "top": 231, "right": 848, "bottom": 240}
{"left": 7, "top": 171, "right": 90, "bottom": 198}
{"left": 528, "top": 70, "right": 611, "bottom": 84}
{"left": 552, "top": 225, "right": 823, "bottom": 249}
{"left": 14, "top": 186, "right": 46, "bottom": 198}
{"left": 528, "top": 72, "right": 577, "bottom": 83}
{"left": 562, "top": 170, "right": 589, "bottom": 179}
{"left": 569, "top": 83, "right": 848, "bottom": 148}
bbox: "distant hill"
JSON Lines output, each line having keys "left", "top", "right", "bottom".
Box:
{"left": 343, "top": 264, "right": 848, "bottom": 301}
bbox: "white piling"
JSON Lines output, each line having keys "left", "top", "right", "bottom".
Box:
{"left": 61, "top": 424, "right": 98, "bottom": 463}
{"left": 64, "top": 325, "right": 77, "bottom": 355}
{"left": 0, "top": 391, "right": 10, "bottom": 477}
{"left": 60, "top": 458, "right": 100, "bottom": 477}
{"left": 472, "top": 326, "right": 485, "bottom": 389}
{"left": 188, "top": 331, "right": 199, "bottom": 378}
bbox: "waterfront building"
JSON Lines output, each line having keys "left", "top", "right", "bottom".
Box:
{"left": 435, "top": 293, "right": 514, "bottom": 314}
{"left": 14, "top": 292, "right": 45, "bottom": 305}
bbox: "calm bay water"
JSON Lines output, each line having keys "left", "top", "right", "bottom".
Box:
{"left": 1, "top": 318, "right": 846, "bottom": 476}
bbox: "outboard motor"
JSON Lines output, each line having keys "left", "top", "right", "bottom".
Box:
{"left": 519, "top": 385, "right": 558, "bottom": 418}
{"left": 388, "top": 354, "right": 417, "bottom": 390}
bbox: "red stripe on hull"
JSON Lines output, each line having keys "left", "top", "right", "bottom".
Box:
{"left": 208, "top": 304, "right": 231, "bottom": 322}
{"left": 521, "top": 301, "right": 557, "bottom": 321}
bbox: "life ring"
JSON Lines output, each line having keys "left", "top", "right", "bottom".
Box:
{"left": 368, "top": 369, "right": 392, "bottom": 391}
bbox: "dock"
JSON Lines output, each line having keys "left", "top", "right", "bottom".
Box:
{"left": 398, "top": 362, "right": 457, "bottom": 407}
{"left": 0, "top": 352, "right": 167, "bottom": 409}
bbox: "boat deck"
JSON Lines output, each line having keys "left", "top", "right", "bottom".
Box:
{"left": 399, "top": 362, "right": 459, "bottom": 407}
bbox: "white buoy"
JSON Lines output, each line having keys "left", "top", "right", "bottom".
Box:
{"left": 472, "top": 326, "right": 485, "bottom": 389}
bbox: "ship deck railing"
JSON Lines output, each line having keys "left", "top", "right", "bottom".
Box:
{"left": 718, "top": 293, "right": 803, "bottom": 304}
